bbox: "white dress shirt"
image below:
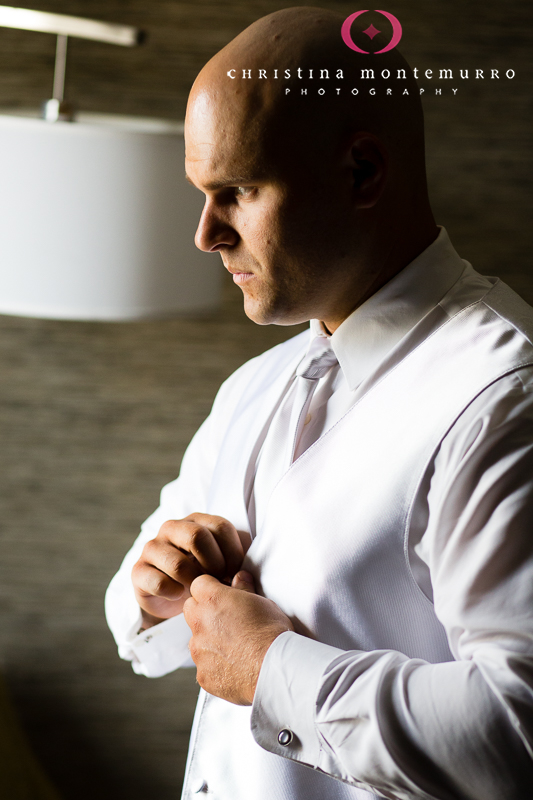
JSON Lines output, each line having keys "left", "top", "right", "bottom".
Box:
{"left": 105, "top": 228, "right": 533, "bottom": 799}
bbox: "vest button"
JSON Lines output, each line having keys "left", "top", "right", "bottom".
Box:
{"left": 278, "top": 728, "right": 293, "bottom": 746}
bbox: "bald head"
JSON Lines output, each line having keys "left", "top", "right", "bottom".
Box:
{"left": 188, "top": 8, "right": 425, "bottom": 175}
{"left": 185, "top": 7, "right": 437, "bottom": 331}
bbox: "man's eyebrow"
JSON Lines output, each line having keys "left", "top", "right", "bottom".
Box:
{"left": 184, "top": 172, "right": 257, "bottom": 190}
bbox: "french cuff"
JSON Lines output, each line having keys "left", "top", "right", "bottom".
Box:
{"left": 250, "top": 630, "right": 345, "bottom": 768}
{"left": 125, "top": 613, "right": 194, "bottom": 677}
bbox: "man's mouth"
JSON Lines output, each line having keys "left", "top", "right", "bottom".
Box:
{"left": 226, "top": 267, "right": 255, "bottom": 285}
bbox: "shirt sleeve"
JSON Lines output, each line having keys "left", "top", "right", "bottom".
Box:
{"left": 105, "top": 357, "right": 259, "bottom": 677}
{"left": 251, "top": 368, "right": 533, "bottom": 800}
{"left": 104, "top": 412, "right": 214, "bottom": 676}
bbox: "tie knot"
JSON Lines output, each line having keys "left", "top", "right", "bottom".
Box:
{"left": 297, "top": 337, "right": 338, "bottom": 380}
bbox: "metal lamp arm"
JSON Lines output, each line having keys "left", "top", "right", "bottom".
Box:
{"left": 0, "top": 5, "right": 145, "bottom": 120}
{"left": 0, "top": 5, "right": 143, "bottom": 46}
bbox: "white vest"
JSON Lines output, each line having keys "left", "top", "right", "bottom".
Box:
{"left": 182, "top": 277, "right": 533, "bottom": 799}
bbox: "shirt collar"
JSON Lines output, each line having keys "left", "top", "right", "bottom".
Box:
{"left": 310, "top": 227, "right": 467, "bottom": 391}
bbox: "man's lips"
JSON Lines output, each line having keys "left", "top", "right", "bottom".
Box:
{"left": 226, "top": 268, "right": 255, "bottom": 285}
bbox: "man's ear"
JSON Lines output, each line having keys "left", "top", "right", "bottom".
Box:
{"left": 349, "top": 133, "right": 388, "bottom": 209}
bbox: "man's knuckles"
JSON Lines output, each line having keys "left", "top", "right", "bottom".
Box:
{"left": 170, "top": 554, "right": 201, "bottom": 583}
{"left": 186, "top": 512, "right": 233, "bottom": 531}
{"left": 141, "top": 535, "right": 209, "bottom": 579}
{"left": 157, "top": 518, "right": 214, "bottom": 551}
{"left": 211, "top": 518, "right": 240, "bottom": 544}
{"left": 184, "top": 606, "right": 201, "bottom": 637}
{"left": 157, "top": 519, "right": 181, "bottom": 540}
{"left": 153, "top": 574, "right": 179, "bottom": 599}
{"left": 186, "top": 514, "right": 242, "bottom": 553}
{"left": 141, "top": 536, "right": 178, "bottom": 567}
{"left": 131, "top": 560, "right": 156, "bottom": 593}
{"left": 156, "top": 515, "right": 244, "bottom": 576}
{"left": 187, "top": 630, "right": 204, "bottom": 661}
{"left": 186, "top": 524, "right": 224, "bottom": 567}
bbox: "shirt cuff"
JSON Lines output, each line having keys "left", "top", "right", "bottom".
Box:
{"left": 250, "top": 630, "right": 345, "bottom": 768}
{"left": 124, "top": 613, "right": 195, "bottom": 677}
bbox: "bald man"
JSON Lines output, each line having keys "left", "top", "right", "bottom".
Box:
{"left": 106, "top": 8, "right": 533, "bottom": 800}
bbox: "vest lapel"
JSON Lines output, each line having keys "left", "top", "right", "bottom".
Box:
{"left": 207, "top": 332, "right": 308, "bottom": 533}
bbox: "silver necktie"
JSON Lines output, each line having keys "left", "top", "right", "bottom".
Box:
{"left": 251, "top": 336, "right": 339, "bottom": 532}
{"left": 286, "top": 337, "right": 339, "bottom": 466}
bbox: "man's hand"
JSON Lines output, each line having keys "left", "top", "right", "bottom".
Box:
{"left": 183, "top": 571, "right": 294, "bottom": 706}
{"left": 131, "top": 513, "right": 250, "bottom": 627}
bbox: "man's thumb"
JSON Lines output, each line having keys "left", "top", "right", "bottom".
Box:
{"left": 231, "top": 570, "right": 256, "bottom": 593}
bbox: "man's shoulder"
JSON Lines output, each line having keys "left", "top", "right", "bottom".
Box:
{"left": 440, "top": 268, "right": 533, "bottom": 365}
{"left": 481, "top": 278, "right": 533, "bottom": 348}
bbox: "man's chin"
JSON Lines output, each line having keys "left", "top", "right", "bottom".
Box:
{"left": 243, "top": 296, "right": 306, "bottom": 327}
{"left": 242, "top": 301, "right": 273, "bottom": 326}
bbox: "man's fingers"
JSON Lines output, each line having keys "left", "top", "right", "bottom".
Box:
{"left": 132, "top": 561, "right": 186, "bottom": 601}
{"left": 159, "top": 518, "right": 226, "bottom": 575}
{"left": 189, "top": 573, "right": 223, "bottom": 601}
{"left": 137, "top": 514, "right": 246, "bottom": 612}
{"left": 231, "top": 570, "right": 256, "bottom": 593}
{"left": 183, "top": 514, "right": 245, "bottom": 578}
{"left": 184, "top": 570, "right": 293, "bottom": 705}
{"left": 182, "top": 593, "right": 197, "bottom": 625}
{"left": 184, "top": 575, "right": 219, "bottom": 636}
{"left": 188, "top": 571, "right": 255, "bottom": 602}
{"left": 237, "top": 530, "right": 253, "bottom": 554}
{"left": 141, "top": 538, "right": 204, "bottom": 587}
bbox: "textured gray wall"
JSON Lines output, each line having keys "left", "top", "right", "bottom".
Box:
{"left": 0, "top": 2, "right": 531, "bottom": 799}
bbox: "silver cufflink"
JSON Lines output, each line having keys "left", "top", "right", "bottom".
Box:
{"left": 278, "top": 728, "right": 293, "bottom": 746}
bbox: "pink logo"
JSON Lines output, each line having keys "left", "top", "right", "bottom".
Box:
{"left": 341, "top": 10, "right": 403, "bottom": 54}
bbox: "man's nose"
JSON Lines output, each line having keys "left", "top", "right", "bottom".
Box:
{"left": 195, "top": 200, "right": 238, "bottom": 252}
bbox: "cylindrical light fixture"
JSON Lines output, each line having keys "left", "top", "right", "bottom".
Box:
{"left": 0, "top": 112, "right": 219, "bottom": 320}
{"left": 0, "top": 8, "right": 220, "bottom": 320}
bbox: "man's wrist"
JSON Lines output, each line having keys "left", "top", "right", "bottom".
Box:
{"left": 249, "top": 627, "right": 293, "bottom": 704}
{"left": 137, "top": 607, "right": 166, "bottom": 633}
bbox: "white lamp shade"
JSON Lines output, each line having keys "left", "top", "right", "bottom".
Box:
{"left": 0, "top": 112, "right": 221, "bottom": 320}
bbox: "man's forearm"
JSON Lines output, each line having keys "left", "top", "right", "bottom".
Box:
{"left": 251, "top": 631, "right": 533, "bottom": 800}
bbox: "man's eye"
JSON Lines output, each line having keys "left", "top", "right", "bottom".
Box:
{"left": 235, "top": 186, "right": 256, "bottom": 199}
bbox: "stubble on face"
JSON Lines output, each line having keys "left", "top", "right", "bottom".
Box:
{"left": 184, "top": 81, "right": 318, "bottom": 326}
{"left": 186, "top": 91, "right": 353, "bottom": 327}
